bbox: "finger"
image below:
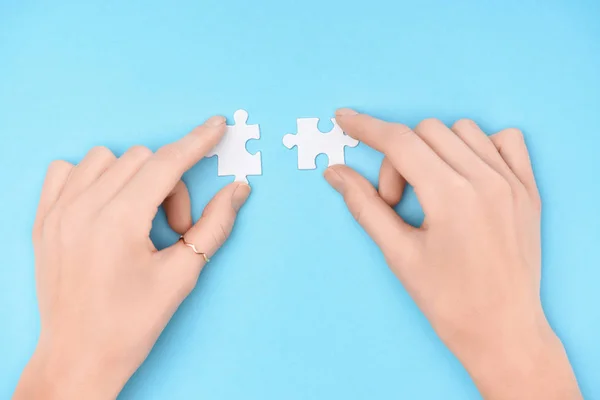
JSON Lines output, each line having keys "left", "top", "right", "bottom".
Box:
{"left": 450, "top": 119, "right": 523, "bottom": 188}
{"left": 116, "top": 116, "right": 226, "bottom": 217}
{"left": 324, "top": 165, "right": 419, "bottom": 271}
{"left": 163, "top": 180, "right": 193, "bottom": 235}
{"left": 33, "top": 160, "right": 74, "bottom": 244}
{"left": 84, "top": 145, "right": 153, "bottom": 208}
{"left": 57, "top": 146, "right": 116, "bottom": 205}
{"left": 155, "top": 182, "right": 251, "bottom": 296}
{"left": 378, "top": 156, "right": 406, "bottom": 207}
{"left": 413, "top": 118, "right": 492, "bottom": 180}
{"left": 335, "top": 109, "right": 462, "bottom": 210}
{"left": 490, "top": 128, "right": 541, "bottom": 205}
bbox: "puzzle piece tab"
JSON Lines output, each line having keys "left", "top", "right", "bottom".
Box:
{"left": 206, "top": 109, "right": 262, "bottom": 182}
{"left": 283, "top": 118, "right": 359, "bottom": 169}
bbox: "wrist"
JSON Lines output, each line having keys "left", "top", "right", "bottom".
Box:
{"left": 14, "top": 342, "right": 128, "bottom": 400}
{"left": 451, "top": 321, "right": 581, "bottom": 399}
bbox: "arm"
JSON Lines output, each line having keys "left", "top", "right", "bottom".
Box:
{"left": 325, "top": 109, "right": 581, "bottom": 399}
{"left": 14, "top": 116, "right": 251, "bottom": 399}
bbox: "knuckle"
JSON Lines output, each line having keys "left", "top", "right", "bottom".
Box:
{"left": 505, "top": 127, "right": 524, "bottom": 140}
{"left": 496, "top": 128, "right": 524, "bottom": 147}
{"left": 452, "top": 118, "right": 476, "bottom": 131}
{"left": 416, "top": 118, "right": 445, "bottom": 132}
{"left": 47, "top": 159, "right": 72, "bottom": 173}
{"left": 127, "top": 145, "right": 153, "bottom": 160}
{"left": 89, "top": 145, "right": 115, "bottom": 160}
{"left": 45, "top": 160, "right": 74, "bottom": 182}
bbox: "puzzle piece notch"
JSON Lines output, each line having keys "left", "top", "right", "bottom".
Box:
{"left": 206, "top": 109, "right": 262, "bottom": 182}
{"left": 283, "top": 117, "right": 359, "bottom": 169}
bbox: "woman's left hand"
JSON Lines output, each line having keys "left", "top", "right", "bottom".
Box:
{"left": 14, "top": 115, "right": 251, "bottom": 400}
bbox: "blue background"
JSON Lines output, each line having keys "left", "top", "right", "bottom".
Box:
{"left": 1, "top": 0, "right": 599, "bottom": 398}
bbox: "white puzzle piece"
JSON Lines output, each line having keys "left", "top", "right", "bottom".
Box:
{"left": 283, "top": 117, "right": 359, "bottom": 169}
{"left": 206, "top": 109, "right": 262, "bottom": 183}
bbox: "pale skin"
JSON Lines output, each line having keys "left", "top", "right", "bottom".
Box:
{"left": 13, "top": 110, "right": 581, "bottom": 399}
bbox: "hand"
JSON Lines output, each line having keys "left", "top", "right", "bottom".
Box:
{"left": 14, "top": 116, "right": 251, "bottom": 400}
{"left": 325, "top": 110, "right": 581, "bottom": 399}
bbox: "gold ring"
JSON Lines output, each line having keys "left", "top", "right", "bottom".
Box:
{"left": 179, "top": 236, "right": 210, "bottom": 263}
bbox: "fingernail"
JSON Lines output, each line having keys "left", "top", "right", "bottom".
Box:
{"left": 336, "top": 108, "right": 358, "bottom": 117}
{"left": 231, "top": 183, "right": 251, "bottom": 211}
{"left": 205, "top": 115, "right": 226, "bottom": 127}
{"left": 324, "top": 167, "right": 345, "bottom": 194}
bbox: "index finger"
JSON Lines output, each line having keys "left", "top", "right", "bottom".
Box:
{"left": 335, "top": 109, "right": 462, "bottom": 199}
{"left": 115, "top": 116, "right": 227, "bottom": 215}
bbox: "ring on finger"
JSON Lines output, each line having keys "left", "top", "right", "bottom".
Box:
{"left": 178, "top": 236, "right": 210, "bottom": 263}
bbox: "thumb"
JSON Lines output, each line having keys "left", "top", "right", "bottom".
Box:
{"left": 323, "top": 165, "right": 419, "bottom": 268}
{"left": 155, "top": 182, "right": 251, "bottom": 298}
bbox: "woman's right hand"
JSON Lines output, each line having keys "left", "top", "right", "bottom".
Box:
{"left": 324, "top": 109, "right": 581, "bottom": 399}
